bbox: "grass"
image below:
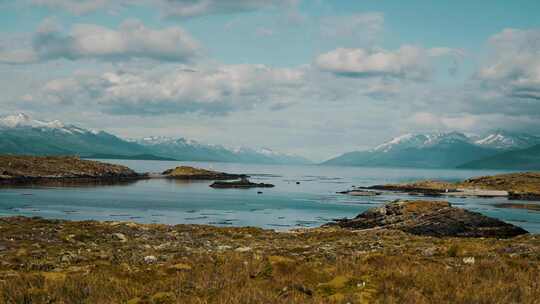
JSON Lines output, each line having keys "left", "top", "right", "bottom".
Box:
{"left": 0, "top": 217, "right": 539, "bottom": 303}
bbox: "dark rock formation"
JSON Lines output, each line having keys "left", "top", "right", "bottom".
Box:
{"left": 337, "top": 190, "right": 381, "bottom": 196}
{"left": 327, "top": 200, "right": 528, "bottom": 238}
{"left": 210, "top": 177, "right": 274, "bottom": 189}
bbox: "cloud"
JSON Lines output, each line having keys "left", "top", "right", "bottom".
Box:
{"left": 320, "top": 13, "right": 384, "bottom": 42}
{"left": 34, "top": 64, "right": 306, "bottom": 115}
{"left": 0, "top": 19, "right": 200, "bottom": 64}
{"left": 159, "top": 0, "right": 300, "bottom": 19}
{"left": 29, "top": 0, "right": 300, "bottom": 18}
{"left": 315, "top": 45, "right": 462, "bottom": 81}
{"left": 475, "top": 28, "right": 540, "bottom": 101}
{"left": 30, "top": 0, "right": 113, "bottom": 14}
{"left": 255, "top": 27, "right": 275, "bottom": 37}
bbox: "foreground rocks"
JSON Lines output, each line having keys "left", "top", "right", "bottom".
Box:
{"left": 0, "top": 155, "right": 143, "bottom": 185}
{"left": 162, "top": 166, "right": 247, "bottom": 180}
{"left": 328, "top": 200, "right": 528, "bottom": 238}
{"left": 0, "top": 216, "right": 538, "bottom": 303}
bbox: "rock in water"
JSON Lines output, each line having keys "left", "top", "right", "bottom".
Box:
{"left": 328, "top": 200, "right": 528, "bottom": 238}
{"left": 209, "top": 177, "right": 274, "bottom": 189}
{"left": 162, "top": 166, "right": 246, "bottom": 180}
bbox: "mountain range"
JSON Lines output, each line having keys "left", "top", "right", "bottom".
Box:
{"left": 323, "top": 131, "right": 540, "bottom": 169}
{"left": 0, "top": 114, "right": 311, "bottom": 165}
{"left": 2, "top": 113, "right": 539, "bottom": 169}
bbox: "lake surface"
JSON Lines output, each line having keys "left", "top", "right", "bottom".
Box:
{"left": 1, "top": 160, "right": 539, "bottom": 233}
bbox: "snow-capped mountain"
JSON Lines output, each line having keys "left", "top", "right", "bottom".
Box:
{"left": 0, "top": 113, "right": 95, "bottom": 135}
{"left": 372, "top": 132, "right": 471, "bottom": 153}
{"left": 0, "top": 113, "right": 147, "bottom": 157}
{"left": 322, "top": 131, "right": 537, "bottom": 168}
{"left": 474, "top": 130, "right": 540, "bottom": 150}
{"left": 0, "top": 113, "right": 311, "bottom": 164}
{"left": 135, "top": 136, "right": 311, "bottom": 164}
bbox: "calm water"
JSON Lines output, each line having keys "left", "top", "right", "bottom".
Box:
{"left": 1, "top": 160, "right": 539, "bottom": 233}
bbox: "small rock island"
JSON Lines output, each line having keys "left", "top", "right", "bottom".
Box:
{"left": 210, "top": 177, "right": 275, "bottom": 189}
{"left": 365, "top": 172, "right": 540, "bottom": 201}
{"left": 162, "top": 166, "right": 247, "bottom": 180}
{"left": 0, "top": 155, "right": 143, "bottom": 185}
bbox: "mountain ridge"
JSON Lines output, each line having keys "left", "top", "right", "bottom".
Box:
{"left": 323, "top": 131, "right": 540, "bottom": 169}
{"left": 0, "top": 114, "right": 311, "bottom": 165}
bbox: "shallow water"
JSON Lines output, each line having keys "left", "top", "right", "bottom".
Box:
{"left": 1, "top": 160, "right": 539, "bottom": 233}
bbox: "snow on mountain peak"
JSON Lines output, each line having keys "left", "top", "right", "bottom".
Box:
{"left": 474, "top": 131, "right": 540, "bottom": 150}
{"left": 372, "top": 132, "right": 471, "bottom": 153}
{"left": 0, "top": 113, "right": 86, "bottom": 134}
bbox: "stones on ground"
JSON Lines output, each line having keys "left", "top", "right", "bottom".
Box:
{"left": 112, "top": 233, "right": 128, "bottom": 242}
{"left": 463, "top": 257, "right": 475, "bottom": 264}
{"left": 144, "top": 255, "right": 158, "bottom": 264}
{"left": 235, "top": 246, "right": 252, "bottom": 252}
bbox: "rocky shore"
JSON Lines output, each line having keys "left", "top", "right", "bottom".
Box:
{"left": 0, "top": 155, "right": 145, "bottom": 185}
{"left": 365, "top": 172, "right": 540, "bottom": 201}
{"left": 0, "top": 208, "right": 538, "bottom": 303}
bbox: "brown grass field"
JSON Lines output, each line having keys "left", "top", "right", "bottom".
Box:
{"left": 0, "top": 216, "right": 538, "bottom": 303}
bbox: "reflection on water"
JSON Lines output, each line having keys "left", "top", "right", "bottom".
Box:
{"left": 0, "top": 159, "right": 539, "bottom": 233}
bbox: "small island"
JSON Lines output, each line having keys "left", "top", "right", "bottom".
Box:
{"left": 0, "top": 155, "right": 144, "bottom": 185}
{"left": 364, "top": 172, "right": 540, "bottom": 201}
{"left": 162, "top": 166, "right": 247, "bottom": 180}
{"left": 210, "top": 177, "right": 275, "bottom": 189}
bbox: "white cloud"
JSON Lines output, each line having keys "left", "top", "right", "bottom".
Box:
{"left": 160, "top": 0, "right": 298, "bottom": 19}
{"left": 31, "top": 0, "right": 113, "bottom": 14}
{"left": 320, "top": 13, "right": 384, "bottom": 41}
{"left": 476, "top": 28, "right": 540, "bottom": 101}
{"left": 36, "top": 64, "right": 306, "bottom": 115}
{"left": 29, "top": 0, "right": 300, "bottom": 18}
{"left": 0, "top": 19, "right": 200, "bottom": 64}
{"left": 315, "top": 46, "right": 463, "bottom": 81}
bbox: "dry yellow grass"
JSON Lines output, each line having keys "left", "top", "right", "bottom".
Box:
{"left": 0, "top": 217, "right": 538, "bottom": 303}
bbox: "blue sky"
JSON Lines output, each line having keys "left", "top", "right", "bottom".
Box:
{"left": 1, "top": 0, "right": 540, "bottom": 160}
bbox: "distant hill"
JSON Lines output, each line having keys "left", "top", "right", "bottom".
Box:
{"left": 134, "top": 137, "right": 312, "bottom": 165}
{"left": 0, "top": 113, "right": 311, "bottom": 165}
{"left": 322, "top": 131, "right": 540, "bottom": 169}
{"left": 458, "top": 144, "right": 540, "bottom": 170}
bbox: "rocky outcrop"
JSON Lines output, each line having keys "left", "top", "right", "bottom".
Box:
{"left": 210, "top": 178, "right": 274, "bottom": 189}
{"left": 162, "top": 166, "right": 246, "bottom": 180}
{"left": 366, "top": 172, "right": 540, "bottom": 200}
{"left": 328, "top": 200, "right": 528, "bottom": 238}
{"left": 0, "top": 155, "right": 143, "bottom": 185}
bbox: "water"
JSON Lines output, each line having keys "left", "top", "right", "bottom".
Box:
{"left": 1, "top": 160, "right": 539, "bottom": 233}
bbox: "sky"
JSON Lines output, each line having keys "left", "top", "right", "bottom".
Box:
{"left": 1, "top": 0, "right": 540, "bottom": 161}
